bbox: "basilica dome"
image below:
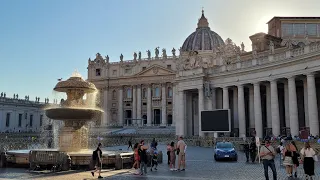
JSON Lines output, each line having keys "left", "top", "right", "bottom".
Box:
{"left": 181, "top": 10, "right": 225, "bottom": 51}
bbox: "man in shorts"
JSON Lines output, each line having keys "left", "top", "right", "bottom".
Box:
{"left": 176, "top": 136, "right": 186, "bottom": 171}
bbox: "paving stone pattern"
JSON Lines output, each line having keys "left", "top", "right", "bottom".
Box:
{"left": 0, "top": 145, "right": 319, "bottom": 180}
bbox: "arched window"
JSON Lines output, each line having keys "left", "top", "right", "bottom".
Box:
{"left": 167, "top": 87, "right": 173, "bottom": 98}
{"left": 154, "top": 87, "right": 160, "bottom": 97}
{"left": 112, "top": 90, "right": 116, "bottom": 99}
{"left": 126, "top": 88, "right": 132, "bottom": 98}
{"left": 142, "top": 88, "right": 147, "bottom": 98}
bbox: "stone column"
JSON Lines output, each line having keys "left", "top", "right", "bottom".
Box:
{"left": 253, "top": 83, "right": 263, "bottom": 138}
{"left": 238, "top": 85, "right": 246, "bottom": 138}
{"left": 223, "top": 87, "right": 229, "bottom": 109}
{"left": 172, "top": 85, "right": 176, "bottom": 126}
{"left": 198, "top": 87, "right": 204, "bottom": 137}
{"left": 233, "top": 87, "right": 239, "bottom": 129}
{"left": 177, "top": 90, "right": 185, "bottom": 136}
{"left": 249, "top": 86, "right": 255, "bottom": 128}
{"left": 211, "top": 87, "right": 216, "bottom": 109}
{"left": 303, "top": 78, "right": 309, "bottom": 127}
{"left": 137, "top": 85, "right": 142, "bottom": 121}
{"left": 102, "top": 88, "right": 109, "bottom": 125}
{"left": 161, "top": 84, "right": 167, "bottom": 126}
{"left": 118, "top": 87, "right": 123, "bottom": 126}
{"left": 270, "top": 80, "right": 280, "bottom": 136}
{"left": 288, "top": 77, "right": 299, "bottom": 136}
{"left": 284, "top": 82, "right": 290, "bottom": 128}
{"left": 132, "top": 86, "right": 137, "bottom": 120}
{"left": 147, "top": 85, "right": 152, "bottom": 126}
{"left": 307, "top": 73, "right": 319, "bottom": 136}
{"left": 266, "top": 84, "right": 272, "bottom": 128}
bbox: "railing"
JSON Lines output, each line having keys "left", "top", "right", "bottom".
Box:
{"left": 109, "top": 56, "right": 178, "bottom": 65}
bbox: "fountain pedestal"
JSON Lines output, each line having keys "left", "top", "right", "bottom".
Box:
{"left": 59, "top": 120, "right": 89, "bottom": 152}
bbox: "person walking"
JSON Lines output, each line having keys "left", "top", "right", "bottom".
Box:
{"left": 283, "top": 143, "right": 294, "bottom": 178}
{"left": 169, "top": 141, "right": 177, "bottom": 171}
{"left": 166, "top": 143, "right": 171, "bottom": 165}
{"left": 276, "top": 142, "right": 284, "bottom": 166}
{"left": 243, "top": 140, "right": 250, "bottom": 162}
{"left": 300, "top": 142, "right": 316, "bottom": 180}
{"left": 132, "top": 143, "right": 140, "bottom": 174}
{"left": 138, "top": 140, "right": 149, "bottom": 175}
{"left": 90, "top": 143, "right": 103, "bottom": 179}
{"left": 249, "top": 137, "right": 257, "bottom": 163}
{"left": 259, "top": 140, "right": 277, "bottom": 180}
{"left": 176, "top": 136, "right": 186, "bottom": 171}
{"left": 150, "top": 151, "right": 158, "bottom": 171}
{"left": 290, "top": 141, "right": 299, "bottom": 177}
{"left": 128, "top": 138, "right": 133, "bottom": 150}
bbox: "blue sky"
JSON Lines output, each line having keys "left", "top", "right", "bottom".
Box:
{"left": 0, "top": 0, "right": 319, "bottom": 101}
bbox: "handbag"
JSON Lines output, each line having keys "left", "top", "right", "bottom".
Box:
{"left": 313, "top": 155, "right": 318, "bottom": 162}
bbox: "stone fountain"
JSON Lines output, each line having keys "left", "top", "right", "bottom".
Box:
{"left": 45, "top": 71, "right": 103, "bottom": 152}
{"left": 2, "top": 71, "right": 134, "bottom": 171}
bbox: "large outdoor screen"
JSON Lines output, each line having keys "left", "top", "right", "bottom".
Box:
{"left": 201, "top": 109, "right": 230, "bottom": 132}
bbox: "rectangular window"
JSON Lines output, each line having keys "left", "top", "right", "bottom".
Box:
{"left": 95, "top": 69, "right": 101, "bottom": 76}
{"left": 112, "top": 70, "right": 117, "bottom": 75}
{"left": 18, "top": 114, "right": 22, "bottom": 127}
{"left": 167, "top": 65, "right": 171, "bottom": 69}
{"left": 293, "top": 23, "right": 305, "bottom": 36}
{"left": 142, "top": 67, "right": 146, "bottom": 70}
{"left": 306, "top": 24, "right": 317, "bottom": 36}
{"left": 282, "top": 23, "right": 293, "bottom": 37}
{"left": 5, "top": 113, "right": 10, "bottom": 127}
{"left": 30, "top": 115, "right": 33, "bottom": 127}
{"left": 125, "top": 69, "right": 131, "bottom": 74}
{"left": 40, "top": 115, "right": 43, "bottom": 126}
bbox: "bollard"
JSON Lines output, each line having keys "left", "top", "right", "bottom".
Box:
{"left": 0, "top": 152, "right": 6, "bottom": 168}
{"left": 115, "top": 154, "right": 123, "bottom": 170}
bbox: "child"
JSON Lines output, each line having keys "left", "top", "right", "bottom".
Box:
{"left": 150, "top": 151, "right": 158, "bottom": 171}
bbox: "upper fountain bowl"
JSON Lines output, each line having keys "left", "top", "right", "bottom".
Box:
{"left": 54, "top": 76, "right": 97, "bottom": 93}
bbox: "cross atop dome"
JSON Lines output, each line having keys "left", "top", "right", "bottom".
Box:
{"left": 197, "top": 8, "right": 209, "bottom": 29}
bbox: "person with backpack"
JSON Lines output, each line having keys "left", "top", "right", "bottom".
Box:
{"left": 91, "top": 143, "right": 103, "bottom": 179}
{"left": 138, "top": 140, "right": 149, "bottom": 175}
{"left": 260, "top": 140, "right": 277, "bottom": 180}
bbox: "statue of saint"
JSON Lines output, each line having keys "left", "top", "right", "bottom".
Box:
{"left": 138, "top": 51, "right": 141, "bottom": 60}
{"left": 147, "top": 50, "right": 151, "bottom": 59}
{"left": 172, "top": 48, "right": 176, "bottom": 57}
{"left": 241, "top": 42, "right": 245, "bottom": 52}
{"left": 155, "top": 47, "right": 159, "bottom": 58}
{"left": 162, "top": 48, "right": 167, "bottom": 58}
{"left": 105, "top": 55, "right": 109, "bottom": 63}
{"left": 88, "top": 58, "right": 91, "bottom": 64}
{"left": 13, "top": 94, "right": 16, "bottom": 99}
{"left": 120, "top": 54, "right": 124, "bottom": 61}
{"left": 252, "top": 45, "right": 258, "bottom": 58}
{"left": 4, "top": 93, "right": 6, "bottom": 98}
{"left": 269, "top": 41, "right": 275, "bottom": 54}
{"left": 1, "top": 92, "right": 3, "bottom": 97}
{"left": 133, "top": 52, "right": 137, "bottom": 60}
{"left": 16, "top": 94, "right": 18, "bottom": 99}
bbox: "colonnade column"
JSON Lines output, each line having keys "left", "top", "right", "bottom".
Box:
{"left": 161, "top": 84, "right": 167, "bottom": 126}
{"left": 237, "top": 85, "right": 246, "bottom": 138}
{"left": 198, "top": 87, "right": 204, "bottom": 137}
{"left": 223, "top": 87, "right": 229, "bottom": 109}
{"left": 211, "top": 87, "right": 216, "bottom": 109}
{"left": 118, "top": 87, "right": 123, "bottom": 126}
{"left": 177, "top": 90, "right": 185, "bottom": 136}
{"left": 307, "top": 73, "right": 319, "bottom": 136}
{"left": 147, "top": 85, "right": 152, "bottom": 126}
{"left": 132, "top": 86, "right": 137, "bottom": 120}
{"left": 233, "top": 87, "right": 239, "bottom": 129}
{"left": 102, "top": 88, "right": 109, "bottom": 125}
{"left": 270, "top": 80, "right": 280, "bottom": 136}
{"left": 172, "top": 85, "right": 176, "bottom": 126}
{"left": 284, "top": 82, "right": 290, "bottom": 128}
{"left": 303, "top": 79, "right": 309, "bottom": 127}
{"left": 253, "top": 83, "right": 263, "bottom": 138}
{"left": 288, "top": 77, "right": 299, "bottom": 136}
{"left": 137, "top": 85, "right": 142, "bottom": 123}
{"left": 249, "top": 86, "right": 255, "bottom": 128}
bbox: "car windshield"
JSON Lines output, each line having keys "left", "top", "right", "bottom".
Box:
{"left": 216, "top": 143, "right": 233, "bottom": 148}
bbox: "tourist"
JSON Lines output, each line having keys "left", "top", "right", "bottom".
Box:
{"left": 249, "top": 137, "right": 257, "bottom": 163}
{"left": 91, "top": 143, "right": 103, "bottom": 179}
{"left": 128, "top": 137, "right": 133, "bottom": 150}
{"left": 276, "top": 142, "right": 284, "bottom": 165}
{"left": 300, "top": 142, "right": 316, "bottom": 179}
{"left": 151, "top": 138, "right": 158, "bottom": 150}
{"left": 138, "top": 140, "right": 149, "bottom": 175}
{"left": 132, "top": 143, "right": 140, "bottom": 174}
{"left": 243, "top": 139, "right": 250, "bottom": 162}
{"left": 282, "top": 143, "right": 294, "bottom": 178}
{"left": 176, "top": 136, "right": 186, "bottom": 171}
{"left": 259, "top": 140, "right": 277, "bottom": 180}
{"left": 167, "top": 143, "right": 171, "bottom": 165}
{"left": 150, "top": 150, "right": 158, "bottom": 171}
{"left": 290, "top": 141, "right": 299, "bottom": 177}
{"left": 169, "top": 141, "right": 177, "bottom": 171}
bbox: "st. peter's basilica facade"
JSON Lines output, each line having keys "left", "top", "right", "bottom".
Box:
{"left": 88, "top": 11, "right": 320, "bottom": 138}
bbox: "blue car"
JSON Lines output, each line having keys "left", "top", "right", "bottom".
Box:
{"left": 214, "top": 142, "right": 238, "bottom": 161}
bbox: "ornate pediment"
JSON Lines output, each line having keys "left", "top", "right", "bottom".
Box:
{"left": 135, "top": 65, "right": 175, "bottom": 76}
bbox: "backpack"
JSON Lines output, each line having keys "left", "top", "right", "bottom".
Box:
{"left": 276, "top": 147, "right": 281, "bottom": 154}
{"left": 92, "top": 150, "right": 98, "bottom": 160}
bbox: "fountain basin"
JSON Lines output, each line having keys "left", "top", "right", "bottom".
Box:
{"left": 45, "top": 108, "right": 103, "bottom": 120}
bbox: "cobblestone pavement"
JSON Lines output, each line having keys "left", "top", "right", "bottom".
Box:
{"left": 1, "top": 145, "right": 319, "bottom": 180}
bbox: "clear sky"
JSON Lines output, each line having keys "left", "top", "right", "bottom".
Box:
{"left": 0, "top": 0, "right": 319, "bottom": 102}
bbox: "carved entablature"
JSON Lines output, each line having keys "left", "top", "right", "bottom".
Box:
{"left": 88, "top": 53, "right": 108, "bottom": 68}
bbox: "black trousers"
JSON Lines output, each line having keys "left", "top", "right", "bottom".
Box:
{"left": 151, "top": 160, "right": 158, "bottom": 167}
{"left": 167, "top": 151, "right": 170, "bottom": 164}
